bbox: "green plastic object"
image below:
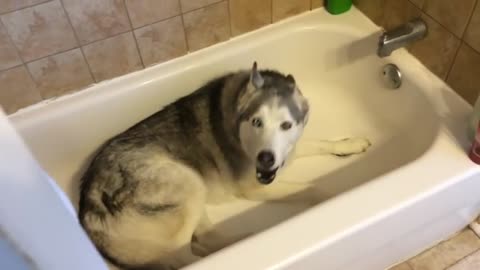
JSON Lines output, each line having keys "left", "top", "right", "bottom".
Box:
{"left": 326, "top": 0, "right": 352, "bottom": 15}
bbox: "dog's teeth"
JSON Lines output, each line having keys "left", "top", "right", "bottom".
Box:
{"left": 257, "top": 173, "right": 261, "bottom": 178}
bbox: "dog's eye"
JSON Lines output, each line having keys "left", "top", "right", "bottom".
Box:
{"left": 281, "top": 121, "right": 292, "bottom": 130}
{"left": 251, "top": 118, "right": 263, "bottom": 128}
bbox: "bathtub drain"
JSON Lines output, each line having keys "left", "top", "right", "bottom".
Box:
{"left": 382, "top": 63, "right": 402, "bottom": 89}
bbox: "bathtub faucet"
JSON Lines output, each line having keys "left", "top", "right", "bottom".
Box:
{"left": 377, "top": 18, "right": 428, "bottom": 57}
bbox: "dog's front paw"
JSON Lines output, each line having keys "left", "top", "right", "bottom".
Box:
{"left": 191, "top": 241, "right": 211, "bottom": 257}
{"left": 333, "top": 137, "right": 372, "bottom": 157}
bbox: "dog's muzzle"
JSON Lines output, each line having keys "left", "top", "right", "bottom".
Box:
{"left": 256, "top": 167, "right": 279, "bottom": 185}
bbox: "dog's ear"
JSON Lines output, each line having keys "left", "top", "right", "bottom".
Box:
{"left": 250, "top": 61, "right": 264, "bottom": 89}
{"left": 293, "top": 86, "right": 309, "bottom": 126}
{"left": 301, "top": 98, "right": 310, "bottom": 125}
{"left": 286, "top": 74, "right": 296, "bottom": 89}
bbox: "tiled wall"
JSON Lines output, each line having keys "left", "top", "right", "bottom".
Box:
{"left": 0, "top": 0, "right": 323, "bottom": 115}
{"left": 355, "top": 0, "right": 480, "bottom": 105}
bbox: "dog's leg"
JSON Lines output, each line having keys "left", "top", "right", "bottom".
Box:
{"left": 191, "top": 213, "right": 217, "bottom": 256}
{"left": 295, "top": 137, "right": 371, "bottom": 158}
{"left": 166, "top": 206, "right": 205, "bottom": 269}
{"left": 192, "top": 212, "right": 252, "bottom": 256}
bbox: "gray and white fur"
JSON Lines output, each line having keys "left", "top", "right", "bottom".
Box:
{"left": 78, "top": 62, "right": 371, "bottom": 270}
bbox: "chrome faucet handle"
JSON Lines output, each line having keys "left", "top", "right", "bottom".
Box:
{"left": 377, "top": 18, "right": 428, "bottom": 57}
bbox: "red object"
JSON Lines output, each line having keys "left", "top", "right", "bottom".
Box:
{"left": 469, "top": 122, "right": 480, "bottom": 164}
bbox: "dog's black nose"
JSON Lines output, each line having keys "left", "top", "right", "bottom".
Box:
{"left": 257, "top": 151, "right": 275, "bottom": 168}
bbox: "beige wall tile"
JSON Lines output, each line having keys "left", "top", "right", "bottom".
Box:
{"left": 0, "top": 0, "right": 49, "bottom": 14}
{"left": 125, "top": 0, "right": 180, "bottom": 28}
{"left": 0, "top": 0, "right": 77, "bottom": 62}
{"left": 311, "top": 0, "right": 324, "bottom": 9}
{"left": 447, "top": 249, "right": 480, "bottom": 270}
{"left": 0, "top": 21, "right": 21, "bottom": 70}
{"left": 447, "top": 43, "right": 480, "bottom": 105}
{"left": 0, "top": 66, "right": 41, "bottom": 114}
{"left": 230, "top": 0, "right": 272, "bottom": 35}
{"left": 183, "top": 1, "right": 230, "bottom": 51}
{"left": 464, "top": 3, "right": 480, "bottom": 54}
{"left": 134, "top": 16, "right": 187, "bottom": 66}
{"left": 273, "top": 0, "right": 310, "bottom": 22}
{"left": 409, "top": 0, "right": 425, "bottom": 9}
{"left": 83, "top": 32, "right": 143, "bottom": 82}
{"left": 27, "top": 49, "right": 93, "bottom": 99}
{"left": 409, "top": 230, "right": 480, "bottom": 270}
{"left": 390, "top": 262, "right": 412, "bottom": 270}
{"left": 62, "top": 0, "right": 131, "bottom": 45}
{"left": 423, "top": 0, "right": 476, "bottom": 38}
{"left": 353, "top": 0, "right": 386, "bottom": 26}
{"left": 180, "top": 0, "right": 223, "bottom": 13}
{"left": 410, "top": 14, "right": 461, "bottom": 79}
{"left": 383, "top": 0, "right": 422, "bottom": 30}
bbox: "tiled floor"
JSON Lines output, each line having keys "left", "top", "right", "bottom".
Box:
{"left": 389, "top": 228, "right": 480, "bottom": 270}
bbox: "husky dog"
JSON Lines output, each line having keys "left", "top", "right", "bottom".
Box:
{"left": 78, "top": 62, "right": 371, "bottom": 270}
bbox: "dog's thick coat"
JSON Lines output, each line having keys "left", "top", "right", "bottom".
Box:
{"left": 79, "top": 63, "right": 370, "bottom": 269}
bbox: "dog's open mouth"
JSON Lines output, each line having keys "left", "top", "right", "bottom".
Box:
{"left": 256, "top": 167, "right": 279, "bottom": 185}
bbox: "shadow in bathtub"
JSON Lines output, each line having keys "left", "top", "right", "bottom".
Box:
{"left": 323, "top": 31, "right": 383, "bottom": 70}
{"left": 69, "top": 148, "right": 105, "bottom": 211}
{"left": 438, "top": 85, "right": 471, "bottom": 151}
{"left": 200, "top": 126, "right": 439, "bottom": 258}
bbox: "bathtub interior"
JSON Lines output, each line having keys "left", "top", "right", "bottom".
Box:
{"left": 9, "top": 10, "right": 441, "bottom": 261}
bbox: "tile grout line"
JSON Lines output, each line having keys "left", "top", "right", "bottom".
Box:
{"left": 122, "top": 0, "right": 226, "bottom": 33}
{"left": 419, "top": 10, "right": 453, "bottom": 37}
{"left": 0, "top": 9, "right": 40, "bottom": 95}
{"left": 2, "top": 0, "right": 276, "bottom": 71}
{"left": 179, "top": 6, "right": 191, "bottom": 53}
{"left": 0, "top": 18, "right": 27, "bottom": 74}
{"left": 0, "top": 0, "right": 310, "bottom": 76}
{"left": 412, "top": 8, "right": 463, "bottom": 82}
{"left": 407, "top": 0, "right": 424, "bottom": 10}
{"left": 183, "top": 0, "right": 228, "bottom": 17}
{"left": 226, "top": 0, "right": 233, "bottom": 38}
{"left": 228, "top": 0, "right": 237, "bottom": 37}
{"left": 458, "top": 0, "right": 480, "bottom": 55}
{"left": 460, "top": 0, "right": 478, "bottom": 40}
{"left": 123, "top": 0, "right": 146, "bottom": 69}
{"left": 458, "top": 31, "right": 480, "bottom": 55}
{"left": 0, "top": 64, "right": 25, "bottom": 74}
{"left": 420, "top": 2, "right": 471, "bottom": 40}
{"left": 182, "top": 1, "right": 232, "bottom": 52}
{"left": 404, "top": 231, "right": 480, "bottom": 270}
{"left": 443, "top": 0, "right": 479, "bottom": 82}
{"left": 54, "top": 2, "right": 203, "bottom": 62}
{"left": 270, "top": 0, "right": 273, "bottom": 24}
{"left": 0, "top": 0, "right": 53, "bottom": 16}
{"left": 18, "top": 47, "right": 87, "bottom": 69}
{"left": 444, "top": 40, "right": 462, "bottom": 83}
{"left": 445, "top": 245, "right": 480, "bottom": 270}
{"left": 58, "top": 0, "right": 96, "bottom": 84}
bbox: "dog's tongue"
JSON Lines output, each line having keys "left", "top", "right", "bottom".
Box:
{"left": 256, "top": 169, "right": 276, "bottom": 185}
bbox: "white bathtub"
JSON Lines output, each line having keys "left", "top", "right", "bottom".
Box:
{"left": 7, "top": 6, "right": 480, "bottom": 270}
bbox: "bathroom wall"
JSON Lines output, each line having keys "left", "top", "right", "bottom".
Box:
{"left": 0, "top": 0, "right": 323, "bottom": 114}
{"left": 355, "top": 0, "right": 480, "bottom": 105}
